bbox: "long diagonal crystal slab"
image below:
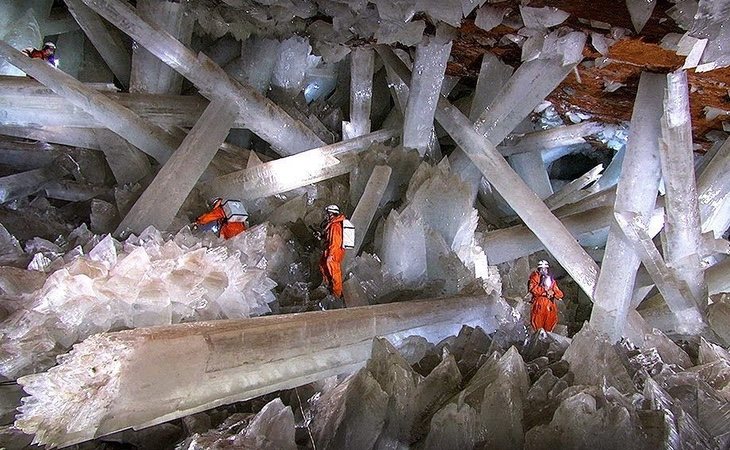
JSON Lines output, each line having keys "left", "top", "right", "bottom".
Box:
{"left": 16, "top": 295, "right": 500, "bottom": 448}
{"left": 201, "top": 129, "right": 398, "bottom": 201}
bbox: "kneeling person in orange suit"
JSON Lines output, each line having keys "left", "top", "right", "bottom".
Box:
{"left": 319, "top": 204, "right": 355, "bottom": 298}
{"left": 528, "top": 260, "right": 564, "bottom": 332}
{"left": 194, "top": 198, "right": 247, "bottom": 240}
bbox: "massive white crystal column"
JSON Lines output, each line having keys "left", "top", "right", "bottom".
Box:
{"left": 377, "top": 45, "right": 599, "bottom": 297}
{"left": 613, "top": 211, "right": 707, "bottom": 334}
{"left": 64, "top": 0, "right": 131, "bottom": 88}
{"left": 0, "top": 41, "right": 177, "bottom": 163}
{"left": 130, "top": 0, "right": 192, "bottom": 95}
{"left": 343, "top": 47, "right": 374, "bottom": 140}
{"left": 474, "top": 56, "right": 578, "bottom": 145}
{"left": 402, "top": 31, "right": 452, "bottom": 157}
{"left": 697, "top": 137, "right": 730, "bottom": 238}
{"left": 201, "top": 129, "right": 398, "bottom": 201}
{"left": 115, "top": 99, "right": 237, "bottom": 237}
{"left": 344, "top": 165, "right": 392, "bottom": 269}
{"left": 81, "top": 0, "right": 324, "bottom": 155}
{"left": 16, "top": 295, "right": 500, "bottom": 448}
{"left": 0, "top": 125, "right": 102, "bottom": 150}
{"left": 658, "top": 70, "right": 708, "bottom": 308}
{"left": 589, "top": 72, "right": 665, "bottom": 341}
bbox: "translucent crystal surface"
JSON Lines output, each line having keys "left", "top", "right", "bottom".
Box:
{"left": 272, "top": 36, "right": 312, "bottom": 96}
{"left": 626, "top": 0, "right": 657, "bottom": 33}
{"left": 658, "top": 70, "right": 708, "bottom": 311}
{"left": 474, "top": 5, "right": 508, "bottom": 32}
{"left": 519, "top": 6, "right": 570, "bottom": 29}
{"left": 697, "top": 137, "right": 730, "bottom": 238}
{"left": 0, "top": 8, "right": 42, "bottom": 77}
{"left": 342, "top": 47, "right": 374, "bottom": 139}
{"left": 131, "top": 0, "right": 192, "bottom": 94}
{"left": 402, "top": 29, "right": 453, "bottom": 157}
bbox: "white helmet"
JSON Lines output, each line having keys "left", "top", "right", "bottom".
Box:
{"left": 537, "top": 260, "right": 549, "bottom": 269}
{"left": 325, "top": 204, "right": 340, "bottom": 215}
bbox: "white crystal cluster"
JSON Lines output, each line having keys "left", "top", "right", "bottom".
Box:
{"left": 177, "top": 398, "right": 296, "bottom": 450}
{"left": 347, "top": 157, "right": 498, "bottom": 304}
{"left": 0, "top": 223, "right": 285, "bottom": 378}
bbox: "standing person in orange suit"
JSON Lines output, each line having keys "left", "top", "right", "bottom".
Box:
{"left": 194, "top": 198, "right": 247, "bottom": 240}
{"left": 319, "top": 204, "right": 347, "bottom": 298}
{"left": 529, "top": 260, "right": 564, "bottom": 332}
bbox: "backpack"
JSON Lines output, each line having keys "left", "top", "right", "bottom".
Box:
{"left": 342, "top": 219, "right": 355, "bottom": 249}
{"left": 221, "top": 200, "right": 248, "bottom": 223}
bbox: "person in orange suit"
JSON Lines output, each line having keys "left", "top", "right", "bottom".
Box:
{"left": 195, "top": 198, "right": 246, "bottom": 240}
{"left": 529, "top": 260, "right": 564, "bottom": 332}
{"left": 319, "top": 204, "right": 346, "bottom": 298}
{"left": 22, "top": 42, "right": 57, "bottom": 66}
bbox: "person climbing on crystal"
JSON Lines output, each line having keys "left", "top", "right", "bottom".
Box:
{"left": 194, "top": 198, "right": 248, "bottom": 240}
{"left": 528, "top": 260, "right": 564, "bottom": 332}
{"left": 22, "top": 42, "right": 57, "bottom": 67}
{"left": 319, "top": 204, "right": 353, "bottom": 298}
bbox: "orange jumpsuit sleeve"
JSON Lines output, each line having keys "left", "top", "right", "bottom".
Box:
{"left": 195, "top": 205, "right": 225, "bottom": 225}
{"left": 528, "top": 271, "right": 546, "bottom": 297}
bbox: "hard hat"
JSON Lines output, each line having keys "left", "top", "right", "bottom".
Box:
{"left": 43, "top": 42, "right": 56, "bottom": 51}
{"left": 325, "top": 204, "right": 340, "bottom": 214}
{"left": 537, "top": 260, "right": 549, "bottom": 269}
{"left": 207, "top": 197, "right": 222, "bottom": 208}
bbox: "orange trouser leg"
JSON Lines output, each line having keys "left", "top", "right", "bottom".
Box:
{"left": 531, "top": 297, "right": 558, "bottom": 332}
{"left": 326, "top": 256, "right": 343, "bottom": 297}
{"left": 320, "top": 254, "right": 330, "bottom": 286}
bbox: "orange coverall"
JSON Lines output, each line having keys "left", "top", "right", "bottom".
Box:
{"left": 528, "top": 270, "right": 564, "bottom": 332}
{"left": 319, "top": 214, "right": 346, "bottom": 297}
{"left": 195, "top": 200, "right": 246, "bottom": 240}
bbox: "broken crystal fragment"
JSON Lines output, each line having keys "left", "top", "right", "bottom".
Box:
{"left": 474, "top": 5, "right": 508, "bottom": 32}
{"left": 626, "top": 0, "right": 657, "bottom": 34}
{"left": 519, "top": 6, "right": 570, "bottom": 29}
